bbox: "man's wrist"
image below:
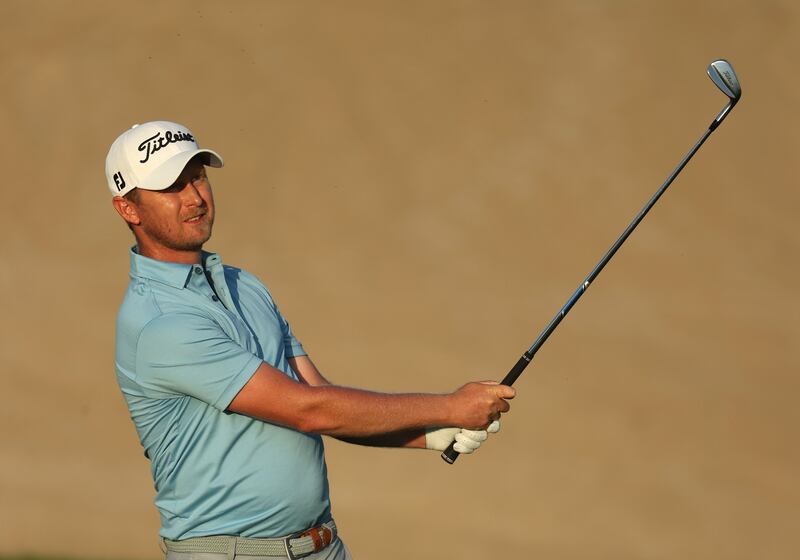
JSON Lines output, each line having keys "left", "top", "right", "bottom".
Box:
{"left": 437, "top": 393, "right": 458, "bottom": 427}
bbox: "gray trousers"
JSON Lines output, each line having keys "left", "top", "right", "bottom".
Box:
{"left": 165, "top": 537, "right": 352, "bottom": 560}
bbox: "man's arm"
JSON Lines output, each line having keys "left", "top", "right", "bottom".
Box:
{"left": 286, "top": 355, "right": 425, "bottom": 447}
{"left": 288, "top": 355, "right": 332, "bottom": 387}
{"left": 227, "top": 359, "right": 514, "bottom": 440}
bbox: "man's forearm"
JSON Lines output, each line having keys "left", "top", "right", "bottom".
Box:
{"left": 335, "top": 429, "right": 426, "bottom": 449}
{"left": 286, "top": 384, "right": 454, "bottom": 437}
{"left": 289, "top": 358, "right": 444, "bottom": 448}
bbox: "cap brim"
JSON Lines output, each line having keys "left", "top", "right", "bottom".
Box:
{"left": 139, "top": 149, "right": 224, "bottom": 191}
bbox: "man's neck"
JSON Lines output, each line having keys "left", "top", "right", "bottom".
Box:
{"left": 136, "top": 242, "right": 203, "bottom": 265}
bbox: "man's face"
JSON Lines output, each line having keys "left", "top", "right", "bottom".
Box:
{"left": 132, "top": 157, "right": 215, "bottom": 257}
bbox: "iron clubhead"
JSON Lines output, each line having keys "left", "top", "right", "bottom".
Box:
{"left": 708, "top": 59, "right": 741, "bottom": 102}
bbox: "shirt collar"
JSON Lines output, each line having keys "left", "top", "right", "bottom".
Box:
{"left": 129, "top": 247, "right": 222, "bottom": 289}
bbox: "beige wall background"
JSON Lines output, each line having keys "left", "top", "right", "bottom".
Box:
{"left": 1, "top": 1, "right": 798, "bottom": 558}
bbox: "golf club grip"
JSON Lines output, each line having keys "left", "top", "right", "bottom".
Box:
{"left": 441, "top": 354, "right": 532, "bottom": 464}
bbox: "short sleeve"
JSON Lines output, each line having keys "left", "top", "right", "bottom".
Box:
{"left": 135, "top": 312, "right": 262, "bottom": 410}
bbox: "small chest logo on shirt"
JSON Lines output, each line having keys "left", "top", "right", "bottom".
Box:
{"left": 137, "top": 130, "right": 196, "bottom": 164}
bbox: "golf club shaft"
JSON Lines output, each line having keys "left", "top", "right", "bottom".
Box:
{"left": 442, "top": 103, "right": 735, "bottom": 464}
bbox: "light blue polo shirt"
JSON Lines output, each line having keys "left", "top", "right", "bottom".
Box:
{"left": 114, "top": 248, "right": 331, "bottom": 540}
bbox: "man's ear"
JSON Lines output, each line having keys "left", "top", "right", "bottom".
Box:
{"left": 112, "top": 196, "right": 141, "bottom": 226}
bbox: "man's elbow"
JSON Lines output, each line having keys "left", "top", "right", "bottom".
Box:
{"left": 232, "top": 370, "right": 342, "bottom": 434}
{"left": 284, "top": 388, "right": 343, "bottom": 435}
{"left": 292, "top": 409, "right": 342, "bottom": 435}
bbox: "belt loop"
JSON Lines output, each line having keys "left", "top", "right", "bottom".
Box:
{"left": 227, "top": 536, "right": 237, "bottom": 560}
{"left": 159, "top": 537, "right": 167, "bottom": 556}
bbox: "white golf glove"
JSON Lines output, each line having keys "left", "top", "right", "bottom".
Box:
{"left": 424, "top": 420, "right": 501, "bottom": 454}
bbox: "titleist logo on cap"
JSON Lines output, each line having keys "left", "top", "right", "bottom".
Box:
{"left": 138, "top": 130, "right": 196, "bottom": 164}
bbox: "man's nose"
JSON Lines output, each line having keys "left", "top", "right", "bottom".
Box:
{"left": 181, "top": 182, "right": 204, "bottom": 205}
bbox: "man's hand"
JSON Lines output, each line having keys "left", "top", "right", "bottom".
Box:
{"left": 446, "top": 381, "right": 515, "bottom": 430}
{"left": 425, "top": 420, "right": 501, "bottom": 454}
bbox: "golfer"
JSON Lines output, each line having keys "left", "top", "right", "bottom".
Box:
{"left": 108, "top": 121, "right": 515, "bottom": 559}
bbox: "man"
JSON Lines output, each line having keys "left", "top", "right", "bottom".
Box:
{"left": 108, "top": 121, "right": 515, "bottom": 559}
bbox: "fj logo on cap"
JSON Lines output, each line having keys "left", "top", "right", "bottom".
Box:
{"left": 137, "top": 130, "right": 196, "bottom": 164}
{"left": 113, "top": 172, "right": 126, "bottom": 191}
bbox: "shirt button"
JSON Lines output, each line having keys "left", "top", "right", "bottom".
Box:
{"left": 211, "top": 295, "right": 219, "bottom": 302}
{"left": 194, "top": 267, "right": 203, "bottom": 275}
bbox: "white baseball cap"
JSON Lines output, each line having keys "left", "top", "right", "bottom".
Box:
{"left": 105, "top": 120, "right": 223, "bottom": 197}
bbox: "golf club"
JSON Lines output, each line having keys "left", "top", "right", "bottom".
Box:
{"left": 442, "top": 59, "right": 741, "bottom": 464}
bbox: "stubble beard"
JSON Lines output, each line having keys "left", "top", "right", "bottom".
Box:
{"left": 145, "top": 215, "right": 214, "bottom": 253}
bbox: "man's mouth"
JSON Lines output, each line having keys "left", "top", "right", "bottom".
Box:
{"left": 185, "top": 212, "right": 207, "bottom": 224}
